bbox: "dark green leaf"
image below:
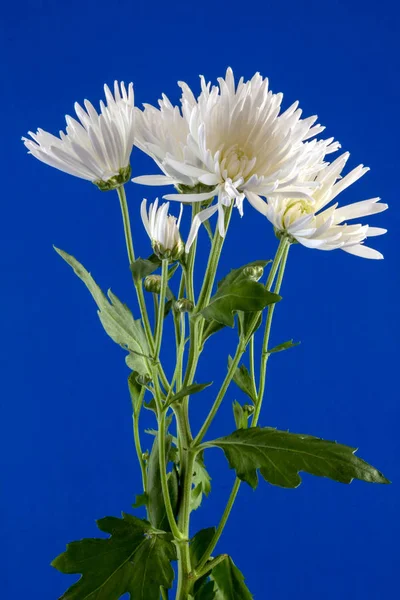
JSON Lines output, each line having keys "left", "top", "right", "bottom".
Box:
{"left": 55, "top": 248, "right": 150, "bottom": 377}
{"left": 202, "top": 282, "right": 280, "bottom": 328}
{"left": 228, "top": 358, "right": 257, "bottom": 404}
{"left": 147, "top": 435, "right": 179, "bottom": 531}
{"left": 269, "top": 339, "right": 300, "bottom": 354}
{"left": 52, "top": 513, "right": 176, "bottom": 600}
{"left": 128, "top": 371, "right": 144, "bottom": 414}
{"left": 133, "top": 493, "right": 148, "bottom": 509}
{"left": 131, "top": 254, "right": 161, "bottom": 281}
{"left": 195, "top": 581, "right": 216, "bottom": 600}
{"left": 211, "top": 557, "right": 253, "bottom": 600}
{"left": 190, "top": 528, "right": 217, "bottom": 599}
{"left": 191, "top": 453, "right": 212, "bottom": 511}
{"left": 237, "top": 311, "right": 262, "bottom": 340}
{"left": 232, "top": 401, "right": 248, "bottom": 429}
{"left": 217, "top": 261, "right": 271, "bottom": 289}
{"left": 165, "top": 382, "right": 213, "bottom": 408}
{"left": 206, "top": 427, "right": 390, "bottom": 489}
{"left": 190, "top": 527, "right": 216, "bottom": 567}
{"left": 201, "top": 319, "right": 226, "bottom": 348}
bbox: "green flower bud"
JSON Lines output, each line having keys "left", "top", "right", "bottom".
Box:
{"left": 144, "top": 275, "right": 162, "bottom": 294}
{"left": 243, "top": 265, "right": 264, "bottom": 281}
{"left": 175, "top": 298, "right": 194, "bottom": 313}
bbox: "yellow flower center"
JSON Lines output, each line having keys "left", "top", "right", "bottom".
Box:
{"left": 282, "top": 199, "right": 314, "bottom": 227}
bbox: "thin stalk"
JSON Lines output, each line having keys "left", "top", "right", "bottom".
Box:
{"left": 116, "top": 186, "right": 170, "bottom": 391}
{"left": 132, "top": 387, "right": 147, "bottom": 495}
{"left": 195, "top": 478, "right": 240, "bottom": 574}
{"left": 156, "top": 399, "right": 183, "bottom": 541}
{"left": 154, "top": 260, "right": 169, "bottom": 359}
{"left": 194, "top": 554, "right": 228, "bottom": 581}
{"left": 193, "top": 339, "right": 246, "bottom": 446}
{"left": 160, "top": 587, "right": 168, "bottom": 600}
{"left": 254, "top": 241, "right": 290, "bottom": 424}
{"left": 194, "top": 237, "right": 291, "bottom": 568}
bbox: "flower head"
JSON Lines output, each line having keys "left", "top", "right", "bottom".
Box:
{"left": 262, "top": 152, "right": 388, "bottom": 258}
{"left": 132, "top": 68, "right": 339, "bottom": 248}
{"left": 23, "top": 82, "right": 135, "bottom": 190}
{"left": 141, "top": 199, "right": 184, "bottom": 261}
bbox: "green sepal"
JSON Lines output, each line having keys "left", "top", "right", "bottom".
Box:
{"left": 131, "top": 254, "right": 161, "bottom": 281}
{"left": 93, "top": 165, "right": 132, "bottom": 191}
{"left": 55, "top": 248, "right": 150, "bottom": 377}
{"left": 211, "top": 556, "right": 253, "bottom": 599}
{"left": 165, "top": 382, "right": 213, "bottom": 409}
{"left": 51, "top": 513, "right": 176, "bottom": 600}
{"left": 206, "top": 427, "right": 390, "bottom": 489}
{"left": 228, "top": 357, "right": 257, "bottom": 404}
{"left": 269, "top": 339, "right": 300, "bottom": 354}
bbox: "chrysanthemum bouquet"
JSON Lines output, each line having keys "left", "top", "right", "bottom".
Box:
{"left": 23, "top": 69, "right": 389, "bottom": 600}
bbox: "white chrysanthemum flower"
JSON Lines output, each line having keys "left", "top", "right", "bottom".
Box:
{"left": 262, "top": 152, "right": 388, "bottom": 259}
{"left": 132, "top": 67, "right": 339, "bottom": 249}
{"left": 141, "top": 199, "right": 184, "bottom": 260}
{"left": 23, "top": 82, "right": 135, "bottom": 191}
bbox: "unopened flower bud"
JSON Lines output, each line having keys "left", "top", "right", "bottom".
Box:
{"left": 141, "top": 199, "right": 184, "bottom": 262}
{"left": 244, "top": 265, "right": 264, "bottom": 281}
{"left": 175, "top": 298, "right": 194, "bottom": 313}
{"left": 243, "top": 404, "right": 255, "bottom": 416}
{"left": 144, "top": 274, "right": 162, "bottom": 294}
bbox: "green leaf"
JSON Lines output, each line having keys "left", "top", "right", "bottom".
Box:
{"left": 201, "top": 319, "right": 226, "bottom": 348}
{"left": 269, "top": 339, "right": 300, "bottom": 354}
{"left": 211, "top": 557, "right": 253, "bottom": 600}
{"left": 147, "top": 434, "right": 179, "bottom": 531}
{"left": 165, "top": 382, "right": 213, "bottom": 408}
{"left": 55, "top": 248, "right": 150, "bottom": 377}
{"left": 202, "top": 283, "right": 280, "bottom": 328}
{"left": 237, "top": 311, "right": 262, "bottom": 340}
{"left": 201, "top": 260, "right": 278, "bottom": 328}
{"left": 195, "top": 581, "right": 216, "bottom": 600}
{"left": 128, "top": 371, "right": 144, "bottom": 414}
{"left": 131, "top": 254, "right": 161, "bottom": 281}
{"left": 133, "top": 493, "right": 148, "bottom": 509}
{"left": 52, "top": 513, "right": 176, "bottom": 600}
{"left": 228, "top": 357, "right": 257, "bottom": 404}
{"left": 190, "top": 528, "right": 217, "bottom": 600}
{"left": 190, "top": 527, "right": 216, "bottom": 567}
{"left": 206, "top": 427, "right": 390, "bottom": 489}
{"left": 191, "top": 453, "right": 212, "bottom": 511}
{"left": 217, "top": 260, "right": 271, "bottom": 289}
{"left": 232, "top": 401, "right": 248, "bottom": 429}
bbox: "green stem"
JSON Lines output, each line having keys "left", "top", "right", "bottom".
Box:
{"left": 195, "top": 478, "right": 240, "bottom": 574}
{"left": 194, "top": 237, "right": 291, "bottom": 568}
{"left": 154, "top": 260, "right": 169, "bottom": 359}
{"left": 116, "top": 186, "right": 170, "bottom": 391}
{"left": 156, "top": 401, "right": 183, "bottom": 541}
{"left": 193, "top": 339, "right": 246, "bottom": 446}
{"left": 160, "top": 586, "right": 168, "bottom": 600}
{"left": 254, "top": 240, "right": 290, "bottom": 424}
{"left": 133, "top": 387, "right": 147, "bottom": 495}
{"left": 194, "top": 554, "right": 228, "bottom": 581}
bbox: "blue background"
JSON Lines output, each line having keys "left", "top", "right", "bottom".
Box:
{"left": 1, "top": 0, "right": 398, "bottom": 598}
